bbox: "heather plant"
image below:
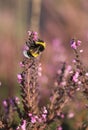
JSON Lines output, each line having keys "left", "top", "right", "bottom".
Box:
{"left": 0, "top": 31, "right": 88, "bottom": 130}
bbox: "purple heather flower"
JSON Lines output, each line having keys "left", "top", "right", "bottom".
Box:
{"left": 3, "top": 100, "right": 8, "bottom": 107}
{"left": 38, "top": 71, "right": 42, "bottom": 77}
{"left": 78, "top": 81, "right": 81, "bottom": 85}
{"left": 33, "top": 32, "right": 38, "bottom": 41}
{"left": 50, "top": 96, "right": 53, "bottom": 102}
{"left": 61, "top": 81, "right": 66, "bottom": 86}
{"left": 31, "top": 116, "right": 37, "bottom": 124}
{"left": 71, "top": 40, "right": 77, "bottom": 49}
{"left": 64, "top": 65, "right": 72, "bottom": 77}
{"left": 15, "top": 97, "right": 20, "bottom": 104}
{"left": 28, "top": 31, "right": 31, "bottom": 36}
{"left": 60, "top": 114, "right": 65, "bottom": 119}
{"left": 38, "top": 63, "right": 42, "bottom": 77}
{"left": 35, "top": 115, "right": 39, "bottom": 119}
{"left": 67, "top": 65, "right": 72, "bottom": 71}
{"left": 76, "top": 87, "right": 80, "bottom": 91}
{"left": 21, "top": 120, "right": 26, "bottom": 130}
{"left": 69, "top": 70, "right": 73, "bottom": 74}
{"left": 85, "top": 72, "right": 88, "bottom": 76}
{"left": 77, "top": 40, "right": 81, "bottom": 46}
{"left": 28, "top": 113, "right": 32, "bottom": 117}
{"left": 16, "top": 120, "right": 26, "bottom": 130}
{"left": 67, "top": 112, "right": 74, "bottom": 118}
{"left": 38, "top": 118, "right": 42, "bottom": 123}
{"left": 79, "top": 49, "right": 83, "bottom": 53}
{"left": 28, "top": 31, "right": 38, "bottom": 40}
{"left": 17, "top": 74, "right": 23, "bottom": 83}
{"left": 58, "top": 126, "right": 63, "bottom": 130}
{"left": 43, "top": 106, "right": 48, "bottom": 114}
{"left": 10, "top": 99, "right": 14, "bottom": 107}
{"left": 23, "top": 45, "right": 29, "bottom": 51}
{"left": 72, "top": 59, "right": 76, "bottom": 63}
{"left": 16, "top": 126, "right": 20, "bottom": 130}
{"left": 33, "top": 32, "right": 38, "bottom": 35}
{"left": 29, "top": 113, "right": 41, "bottom": 123}
{"left": 42, "top": 114, "right": 47, "bottom": 120}
{"left": 70, "top": 39, "right": 81, "bottom": 49}
{"left": 19, "top": 62, "right": 24, "bottom": 67}
{"left": 73, "top": 72, "right": 79, "bottom": 82}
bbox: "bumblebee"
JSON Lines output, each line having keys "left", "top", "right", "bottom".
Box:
{"left": 24, "top": 39, "right": 46, "bottom": 58}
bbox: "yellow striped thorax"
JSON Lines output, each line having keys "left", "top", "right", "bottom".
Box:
{"left": 35, "top": 41, "right": 46, "bottom": 49}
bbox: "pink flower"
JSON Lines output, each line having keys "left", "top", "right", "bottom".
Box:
{"left": 16, "top": 120, "right": 26, "bottom": 130}
{"left": 79, "top": 49, "right": 83, "bottom": 53}
{"left": 38, "top": 63, "right": 42, "bottom": 76}
{"left": 16, "top": 126, "right": 20, "bottom": 130}
{"left": 70, "top": 39, "right": 81, "bottom": 49}
{"left": 19, "top": 62, "right": 24, "bottom": 67}
{"left": 23, "top": 45, "right": 29, "bottom": 51}
{"left": 41, "top": 106, "right": 48, "bottom": 121}
{"left": 60, "top": 114, "right": 65, "bottom": 119}
{"left": 43, "top": 106, "right": 48, "bottom": 114}
{"left": 71, "top": 41, "right": 77, "bottom": 49}
{"left": 28, "top": 31, "right": 38, "bottom": 40}
{"left": 33, "top": 32, "right": 38, "bottom": 35}
{"left": 28, "top": 31, "right": 31, "bottom": 36}
{"left": 15, "top": 97, "right": 20, "bottom": 104}
{"left": 72, "top": 59, "right": 76, "bottom": 63}
{"left": 3, "top": 100, "right": 8, "bottom": 107}
{"left": 33, "top": 32, "right": 38, "bottom": 41}
{"left": 58, "top": 126, "right": 63, "bottom": 130}
{"left": 31, "top": 116, "right": 37, "bottom": 124}
{"left": 17, "top": 74, "right": 23, "bottom": 83}
{"left": 38, "top": 118, "right": 42, "bottom": 122}
{"left": 42, "top": 114, "right": 47, "bottom": 120}
{"left": 28, "top": 113, "right": 32, "bottom": 117}
{"left": 68, "top": 112, "right": 74, "bottom": 118}
{"left": 77, "top": 40, "right": 81, "bottom": 46}
{"left": 21, "top": 120, "right": 26, "bottom": 130}
{"left": 85, "top": 72, "right": 88, "bottom": 76}
{"left": 65, "top": 65, "right": 72, "bottom": 77}
{"left": 73, "top": 72, "right": 79, "bottom": 82}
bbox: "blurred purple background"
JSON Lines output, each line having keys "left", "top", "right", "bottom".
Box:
{"left": 0, "top": 0, "right": 88, "bottom": 98}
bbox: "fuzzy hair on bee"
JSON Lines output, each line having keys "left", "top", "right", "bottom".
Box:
{"left": 24, "top": 39, "right": 46, "bottom": 58}
{"left": 23, "top": 31, "right": 46, "bottom": 58}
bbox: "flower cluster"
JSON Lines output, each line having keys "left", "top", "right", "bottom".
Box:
{"left": 0, "top": 31, "right": 88, "bottom": 130}
{"left": 70, "top": 39, "right": 81, "bottom": 50}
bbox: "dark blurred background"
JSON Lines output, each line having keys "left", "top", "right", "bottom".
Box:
{"left": 0, "top": 0, "right": 88, "bottom": 100}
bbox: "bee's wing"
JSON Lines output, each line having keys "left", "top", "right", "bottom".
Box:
{"left": 23, "top": 50, "right": 30, "bottom": 58}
